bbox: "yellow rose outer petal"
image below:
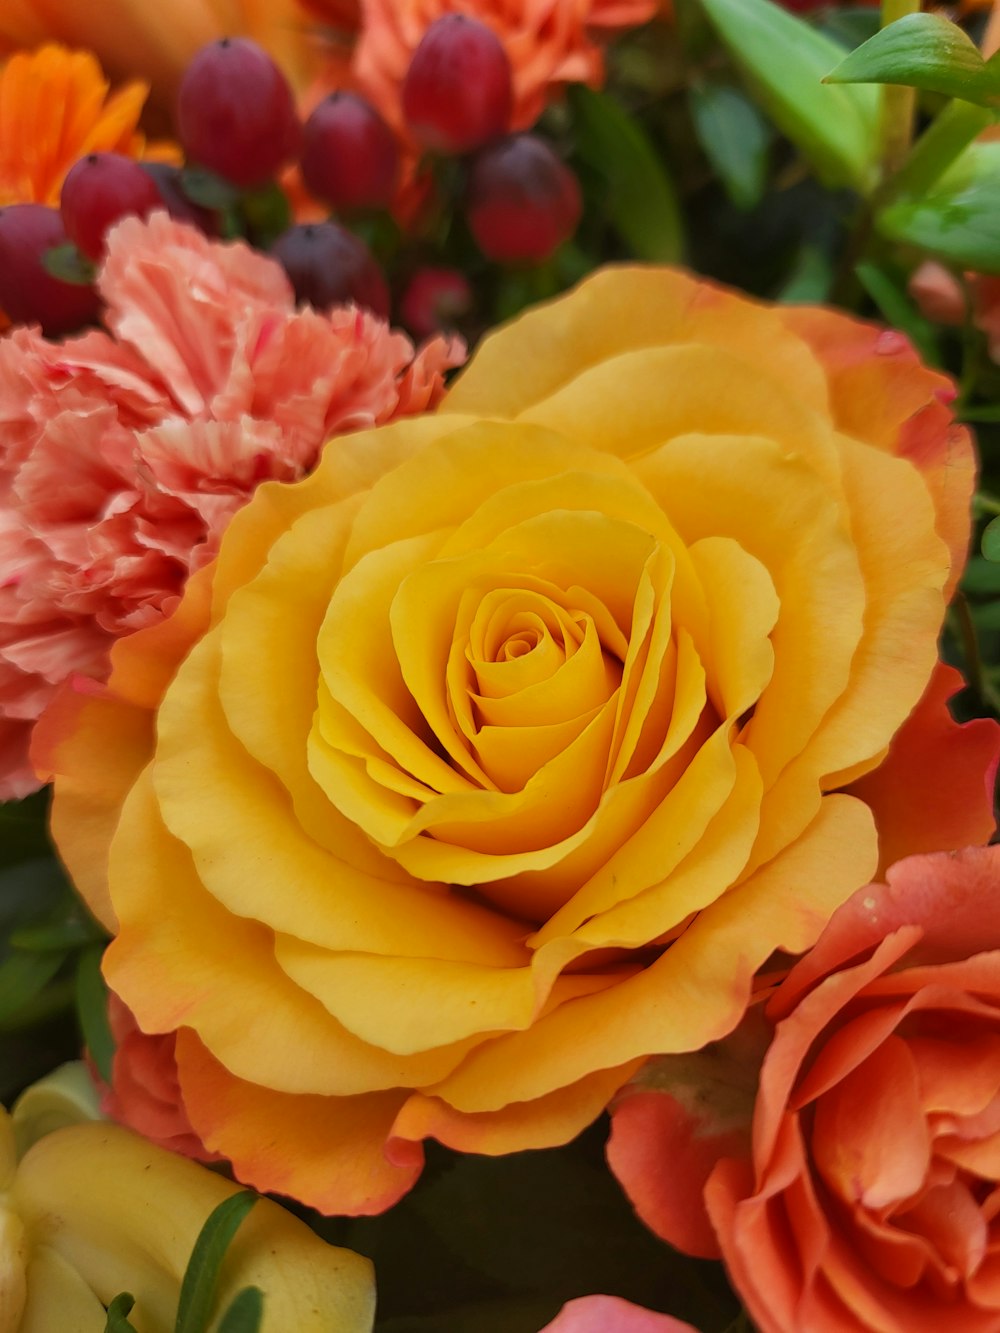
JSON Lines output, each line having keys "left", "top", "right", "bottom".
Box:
{"left": 512, "top": 344, "right": 840, "bottom": 486}
{"left": 33, "top": 685, "right": 151, "bottom": 932}
{"left": 444, "top": 267, "right": 831, "bottom": 422}
{"left": 742, "top": 440, "right": 949, "bottom": 873}
{"left": 341, "top": 420, "right": 628, "bottom": 571}
{"left": 806, "top": 436, "right": 948, "bottom": 786}
{"left": 176, "top": 1032, "right": 423, "bottom": 1216}
{"left": 106, "top": 768, "right": 488, "bottom": 1097}
{"left": 273, "top": 939, "right": 634, "bottom": 1056}
{"left": 211, "top": 414, "right": 464, "bottom": 615}
{"left": 388, "top": 1061, "right": 647, "bottom": 1157}
{"left": 217, "top": 499, "right": 420, "bottom": 876}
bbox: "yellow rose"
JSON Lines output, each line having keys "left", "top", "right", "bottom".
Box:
{"left": 0, "top": 1104, "right": 373, "bottom": 1329}
{"left": 39, "top": 267, "right": 992, "bottom": 1214}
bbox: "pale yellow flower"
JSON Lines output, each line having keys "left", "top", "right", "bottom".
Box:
{"left": 0, "top": 1104, "right": 374, "bottom": 1330}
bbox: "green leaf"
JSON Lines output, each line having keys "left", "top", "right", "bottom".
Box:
{"left": 179, "top": 166, "right": 240, "bottom": 210}
{"left": 42, "top": 242, "right": 96, "bottom": 286}
{"left": 825, "top": 13, "right": 1000, "bottom": 108}
{"left": 777, "top": 244, "right": 835, "bottom": 304}
{"left": 175, "top": 1191, "right": 259, "bottom": 1333}
{"left": 964, "top": 404, "right": 1000, "bottom": 423}
{"left": 983, "top": 515, "right": 1000, "bottom": 562}
{"left": 819, "top": 9, "right": 881, "bottom": 51}
{"left": 240, "top": 182, "right": 291, "bottom": 248}
{"left": 854, "top": 260, "right": 941, "bottom": 365}
{"left": 104, "top": 1292, "right": 140, "bottom": 1332}
{"left": 877, "top": 140, "right": 1000, "bottom": 274}
{"left": 689, "top": 83, "right": 770, "bottom": 210}
{"left": 885, "top": 96, "right": 995, "bottom": 202}
{"left": 698, "top": 0, "right": 879, "bottom": 191}
{"left": 570, "top": 85, "right": 684, "bottom": 262}
{"left": 963, "top": 555, "right": 1000, "bottom": 594}
{"left": 0, "top": 950, "right": 65, "bottom": 1026}
{"left": 971, "top": 598, "right": 1000, "bottom": 632}
{"left": 75, "top": 944, "right": 115, "bottom": 1085}
{"left": 216, "top": 1286, "right": 265, "bottom": 1333}
{"left": 11, "top": 905, "right": 105, "bottom": 953}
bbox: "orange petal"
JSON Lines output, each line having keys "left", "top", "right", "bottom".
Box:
{"left": 388, "top": 1060, "right": 642, "bottom": 1158}
{"left": 846, "top": 662, "right": 1000, "bottom": 873}
{"left": 175, "top": 1029, "right": 423, "bottom": 1215}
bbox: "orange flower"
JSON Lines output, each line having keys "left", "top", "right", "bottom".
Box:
{"left": 607, "top": 663, "right": 1000, "bottom": 1262}
{"left": 0, "top": 44, "right": 166, "bottom": 208}
{"left": 93, "top": 994, "right": 220, "bottom": 1162}
{"left": 910, "top": 263, "right": 1000, "bottom": 368}
{"left": 353, "top": 0, "right": 658, "bottom": 139}
{"left": 633, "top": 846, "right": 1000, "bottom": 1333}
{"left": 37, "top": 267, "right": 990, "bottom": 1216}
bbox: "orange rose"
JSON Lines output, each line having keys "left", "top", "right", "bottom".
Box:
{"left": 37, "top": 267, "right": 994, "bottom": 1215}
{"left": 621, "top": 847, "right": 1000, "bottom": 1332}
{"left": 94, "top": 994, "right": 220, "bottom": 1163}
{"left": 352, "top": 0, "right": 658, "bottom": 139}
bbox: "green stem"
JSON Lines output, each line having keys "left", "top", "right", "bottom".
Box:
{"left": 882, "top": 97, "right": 994, "bottom": 202}
{"left": 878, "top": 0, "right": 921, "bottom": 181}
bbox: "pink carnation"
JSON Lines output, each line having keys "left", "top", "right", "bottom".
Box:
{"left": 0, "top": 211, "right": 464, "bottom": 798}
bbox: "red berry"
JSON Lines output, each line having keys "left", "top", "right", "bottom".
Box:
{"left": 0, "top": 204, "right": 99, "bottom": 336}
{"left": 400, "top": 267, "right": 471, "bottom": 339}
{"left": 270, "top": 222, "right": 389, "bottom": 318}
{"left": 402, "top": 15, "right": 513, "bottom": 155}
{"left": 466, "top": 135, "right": 582, "bottom": 264}
{"left": 177, "top": 37, "right": 301, "bottom": 188}
{"left": 301, "top": 93, "right": 399, "bottom": 213}
{"left": 60, "top": 152, "right": 163, "bottom": 259}
{"left": 140, "top": 162, "right": 219, "bottom": 235}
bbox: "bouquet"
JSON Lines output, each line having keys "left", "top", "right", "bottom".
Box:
{"left": 0, "top": 0, "right": 999, "bottom": 1329}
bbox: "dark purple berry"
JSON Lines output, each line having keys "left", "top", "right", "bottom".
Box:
{"left": 400, "top": 266, "right": 471, "bottom": 339}
{"left": 466, "top": 134, "right": 582, "bottom": 264}
{"left": 270, "top": 222, "right": 389, "bottom": 318}
{"left": 301, "top": 93, "right": 399, "bottom": 213}
{"left": 177, "top": 38, "right": 301, "bottom": 188}
{"left": 0, "top": 205, "right": 100, "bottom": 336}
{"left": 60, "top": 152, "right": 163, "bottom": 259}
{"left": 402, "top": 15, "right": 513, "bottom": 155}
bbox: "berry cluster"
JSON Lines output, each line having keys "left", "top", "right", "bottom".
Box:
{"left": 402, "top": 16, "right": 582, "bottom": 265}
{"left": 0, "top": 22, "right": 583, "bottom": 340}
